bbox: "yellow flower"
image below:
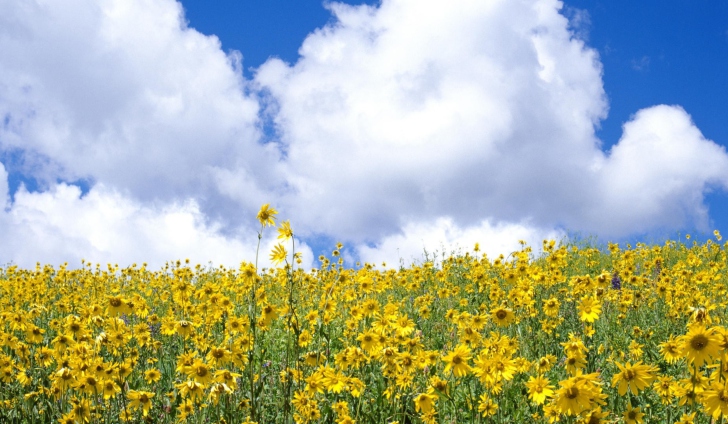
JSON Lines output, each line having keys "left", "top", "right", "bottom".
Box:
{"left": 477, "top": 393, "right": 498, "bottom": 417}
{"left": 177, "top": 399, "right": 195, "bottom": 421}
{"left": 611, "top": 361, "right": 658, "bottom": 396}
{"left": 207, "top": 346, "right": 232, "bottom": 367}
{"left": 525, "top": 375, "right": 554, "bottom": 405}
{"left": 413, "top": 391, "right": 437, "bottom": 414}
{"left": 106, "top": 295, "right": 129, "bottom": 316}
{"left": 305, "top": 372, "right": 326, "bottom": 396}
{"left": 675, "top": 412, "right": 696, "bottom": 424}
{"left": 623, "top": 404, "right": 645, "bottom": 424}
{"left": 176, "top": 380, "right": 205, "bottom": 402}
{"left": 680, "top": 324, "right": 721, "bottom": 367}
{"left": 702, "top": 380, "right": 728, "bottom": 419}
{"left": 144, "top": 368, "right": 161, "bottom": 384}
{"left": 58, "top": 412, "right": 75, "bottom": 424}
{"left": 214, "top": 369, "right": 242, "bottom": 390}
{"left": 428, "top": 376, "right": 448, "bottom": 395}
{"left": 292, "top": 390, "right": 317, "bottom": 414}
{"left": 257, "top": 203, "right": 278, "bottom": 227}
{"left": 53, "top": 367, "right": 76, "bottom": 391}
{"left": 208, "top": 382, "right": 233, "bottom": 405}
{"left": 490, "top": 306, "right": 515, "bottom": 327}
{"left": 184, "top": 359, "right": 213, "bottom": 386}
{"left": 278, "top": 220, "right": 293, "bottom": 240}
{"left": 357, "top": 330, "right": 379, "bottom": 354}
{"left": 70, "top": 398, "right": 92, "bottom": 423}
{"left": 442, "top": 344, "right": 472, "bottom": 378}
{"left": 175, "top": 320, "right": 196, "bottom": 338}
{"left": 582, "top": 407, "right": 609, "bottom": 424}
{"left": 75, "top": 373, "right": 102, "bottom": 395}
{"left": 653, "top": 375, "right": 676, "bottom": 404}
{"left": 577, "top": 296, "right": 601, "bottom": 323}
{"left": 24, "top": 325, "right": 45, "bottom": 344}
{"left": 269, "top": 243, "right": 288, "bottom": 266}
{"left": 553, "top": 377, "right": 593, "bottom": 416}
{"left": 261, "top": 304, "right": 279, "bottom": 327}
{"left": 101, "top": 379, "right": 121, "bottom": 400}
{"left": 564, "top": 354, "right": 587, "bottom": 375}
{"left": 535, "top": 354, "right": 557, "bottom": 373}
{"left": 659, "top": 336, "right": 682, "bottom": 363}
{"left": 127, "top": 390, "right": 155, "bottom": 417}
{"left": 561, "top": 334, "right": 588, "bottom": 357}
{"left": 543, "top": 297, "right": 560, "bottom": 317}
{"left": 473, "top": 353, "right": 516, "bottom": 386}
{"left": 298, "top": 329, "right": 312, "bottom": 348}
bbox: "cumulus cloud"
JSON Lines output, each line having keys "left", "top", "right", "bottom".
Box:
{"left": 0, "top": 0, "right": 274, "bottom": 203}
{"left": 0, "top": 167, "right": 312, "bottom": 269}
{"left": 589, "top": 105, "right": 728, "bottom": 235}
{"left": 256, "top": 0, "right": 610, "bottom": 242}
{"left": 1, "top": 0, "right": 727, "bottom": 267}
{"left": 356, "top": 217, "right": 564, "bottom": 267}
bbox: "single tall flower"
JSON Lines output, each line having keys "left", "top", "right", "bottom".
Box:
{"left": 257, "top": 204, "right": 278, "bottom": 227}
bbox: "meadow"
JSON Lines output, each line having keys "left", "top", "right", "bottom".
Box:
{"left": 1, "top": 204, "right": 728, "bottom": 423}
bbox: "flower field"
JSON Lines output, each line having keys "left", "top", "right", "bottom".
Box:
{"left": 2, "top": 206, "right": 728, "bottom": 423}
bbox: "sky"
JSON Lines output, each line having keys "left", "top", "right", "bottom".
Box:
{"left": 0, "top": 0, "right": 727, "bottom": 269}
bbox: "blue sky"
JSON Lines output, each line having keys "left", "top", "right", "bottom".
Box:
{"left": 180, "top": 0, "right": 728, "bottom": 246}
{"left": 1, "top": 0, "right": 727, "bottom": 268}
{"left": 179, "top": 0, "right": 728, "bottom": 147}
{"left": 182, "top": 0, "right": 728, "bottom": 248}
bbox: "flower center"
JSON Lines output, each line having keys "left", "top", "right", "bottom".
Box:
{"left": 565, "top": 387, "right": 579, "bottom": 399}
{"left": 691, "top": 334, "right": 708, "bottom": 351}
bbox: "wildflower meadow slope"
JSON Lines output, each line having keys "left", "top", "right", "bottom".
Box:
{"left": 1, "top": 204, "right": 728, "bottom": 424}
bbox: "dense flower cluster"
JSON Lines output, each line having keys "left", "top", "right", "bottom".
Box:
{"left": 1, "top": 207, "right": 727, "bottom": 423}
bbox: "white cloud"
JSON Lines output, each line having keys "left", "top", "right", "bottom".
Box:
{"left": 588, "top": 105, "right": 728, "bottom": 235}
{"left": 256, "top": 0, "right": 728, "bottom": 253}
{"left": 0, "top": 166, "right": 312, "bottom": 269}
{"left": 256, "top": 0, "right": 609, "bottom": 243}
{"left": 356, "top": 217, "right": 564, "bottom": 268}
{"left": 0, "top": 0, "right": 272, "bottom": 203}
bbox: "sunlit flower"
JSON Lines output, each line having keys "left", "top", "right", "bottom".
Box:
{"left": 611, "top": 361, "right": 658, "bottom": 396}
{"left": 257, "top": 203, "right": 278, "bottom": 227}
{"left": 680, "top": 324, "right": 721, "bottom": 367}
{"left": 577, "top": 296, "right": 601, "bottom": 323}
{"left": 702, "top": 380, "right": 728, "bottom": 419}
{"left": 525, "top": 375, "right": 554, "bottom": 405}
{"left": 413, "top": 391, "right": 437, "bottom": 414}
{"left": 554, "top": 377, "right": 593, "bottom": 416}
{"left": 442, "top": 344, "right": 472, "bottom": 377}
{"left": 127, "top": 390, "right": 155, "bottom": 417}
{"left": 490, "top": 306, "right": 515, "bottom": 327}
{"left": 623, "top": 404, "right": 645, "bottom": 424}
